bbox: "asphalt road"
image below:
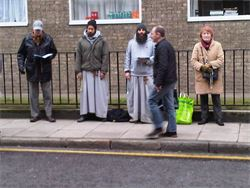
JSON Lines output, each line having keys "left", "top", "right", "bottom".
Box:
{"left": 0, "top": 148, "right": 249, "bottom": 188}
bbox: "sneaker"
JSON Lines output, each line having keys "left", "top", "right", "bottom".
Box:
{"left": 30, "top": 116, "right": 41, "bottom": 123}
{"left": 160, "top": 131, "right": 177, "bottom": 138}
{"left": 146, "top": 128, "right": 163, "bottom": 138}
{"left": 46, "top": 116, "right": 56, "bottom": 123}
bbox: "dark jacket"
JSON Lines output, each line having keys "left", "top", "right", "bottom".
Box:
{"left": 153, "top": 39, "right": 177, "bottom": 87}
{"left": 75, "top": 30, "right": 109, "bottom": 73}
{"left": 17, "top": 32, "right": 57, "bottom": 83}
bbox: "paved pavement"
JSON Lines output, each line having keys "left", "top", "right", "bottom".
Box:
{"left": 0, "top": 118, "right": 249, "bottom": 154}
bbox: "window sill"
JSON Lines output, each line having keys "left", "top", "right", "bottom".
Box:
{"left": 188, "top": 15, "right": 250, "bottom": 22}
{"left": 69, "top": 18, "right": 141, "bottom": 25}
{"left": 0, "top": 21, "right": 28, "bottom": 27}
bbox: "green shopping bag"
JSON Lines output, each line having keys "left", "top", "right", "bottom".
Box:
{"left": 176, "top": 94, "right": 194, "bottom": 124}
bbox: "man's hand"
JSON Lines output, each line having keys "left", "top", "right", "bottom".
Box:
{"left": 19, "top": 68, "right": 25, "bottom": 74}
{"left": 137, "top": 57, "right": 150, "bottom": 64}
{"left": 155, "top": 85, "right": 162, "bottom": 93}
{"left": 125, "top": 72, "right": 131, "bottom": 80}
{"left": 76, "top": 72, "right": 82, "bottom": 80}
{"left": 100, "top": 72, "right": 106, "bottom": 80}
{"left": 200, "top": 63, "right": 212, "bottom": 73}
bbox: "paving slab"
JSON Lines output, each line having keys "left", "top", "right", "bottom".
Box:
{"left": 0, "top": 119, "right": 35, "bottom": 129}
{"left": 85, "top": 122, "right": 134, "bottom": 139}
{"left": 121, "top": 123, "right": 152, "bottom": 139}
{"left": 202, "top": 123, "right": 240, "bottom": 134}
{"left": 50, "top": 121, "right": 102, "bottom": 138}
{"left": 175, "top": 125, "right": 203, "bottom": 140}
{"left": 13, "top": 124, "right": 59, "bottom": 137}
{"left": 0, "top": 119, "right": 13, "bottom": 127}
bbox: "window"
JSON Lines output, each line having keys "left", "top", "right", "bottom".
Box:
{"left": 69, "top": 0, "right": 141, "bottom": 25}
{"left": 188, "top": 0, "right": 250, "bottom": 22}
{"left": 0, "top": 0, "right": 28, "bottom": 26}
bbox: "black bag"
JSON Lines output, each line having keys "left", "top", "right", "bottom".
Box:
{"left": 107, "top": 109, "right": 130, "bottom": 122}
{"left": 200, "top": 46, "right": 219, "bottom": 81}
{"left": 202, "top": 69, "right": 219, "bottom": 81}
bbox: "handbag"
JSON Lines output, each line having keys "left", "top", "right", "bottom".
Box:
{"left": 200, "top": 47, "right": 219, "bottom": 81}
{"left": 202, "top": 68, "right": 218, "bottom": 81}
{"left": 176, "top": 93, "right": 194, "bottom": 125}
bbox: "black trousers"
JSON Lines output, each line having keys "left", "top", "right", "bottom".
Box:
{"left": 200, "top": 94, "right": 223, "bottom": 121}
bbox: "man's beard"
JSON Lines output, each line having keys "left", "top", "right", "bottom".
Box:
{"left": 32, "top": 33, "right": 43, "bottom": 45}
{"left": 87, "top": 32, "right": 95, "bottom": 38}
{"left": 136, "top": 33, "right": 148, "bottom": 44}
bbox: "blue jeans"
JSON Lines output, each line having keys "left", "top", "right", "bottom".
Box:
{"left": 148, "top": 82, "right": 177, "bottom": 132}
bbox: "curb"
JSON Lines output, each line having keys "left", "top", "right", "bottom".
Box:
{"left": 1, "top": 137, "right": 249, "bottom": 155}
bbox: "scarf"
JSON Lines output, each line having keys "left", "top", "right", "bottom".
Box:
{"left": 201, "top": 39, "right": 212, "bottom": 50}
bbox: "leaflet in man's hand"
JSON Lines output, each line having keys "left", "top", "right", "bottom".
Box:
{"left": 34, "top": 53, "right": 53, "bottom": 59}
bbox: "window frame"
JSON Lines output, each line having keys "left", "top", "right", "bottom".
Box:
{"left": 187, "top": 0, "right": 250, "bottom": 22}
{"left": 0, "top": 0, "right": 28, "bottom": 27}
{"left": 68, "top": 0, "right": 142, "bottom": 25}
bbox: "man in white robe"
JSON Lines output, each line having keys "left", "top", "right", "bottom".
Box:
{"left": 124, "top": 24, "right": 155, "bottom": 123}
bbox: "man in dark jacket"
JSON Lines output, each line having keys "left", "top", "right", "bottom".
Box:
{"left": 17, "top": 20, "right": 57, "bottom": 122}
{"left": 147, "top": 26, "right": 177, "bottom": 138}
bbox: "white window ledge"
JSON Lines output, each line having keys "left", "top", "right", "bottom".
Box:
{"left": 69, "top": 18, "right": 141, "bottom": 25}
{"left": 0, "top": 21, "right": 28, "bottom": 27}
{"left": 188, "top": 15, "right": 250, "bottom": 22}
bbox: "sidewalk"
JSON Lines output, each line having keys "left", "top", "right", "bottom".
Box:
{"left": 0, "top": 118, "right": 249, "bottom": 154}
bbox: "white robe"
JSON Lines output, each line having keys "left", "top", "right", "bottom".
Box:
{"left": 127, "top": 76, "right": 154, "bottom": 123}
{"left": 80, "top": 71, "right": 109, "bottom": 118}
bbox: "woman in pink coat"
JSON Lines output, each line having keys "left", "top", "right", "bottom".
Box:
{"left": 191, "top": 25, "right": 224, "bottom": 126}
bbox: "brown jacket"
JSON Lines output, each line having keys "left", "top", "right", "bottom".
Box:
{"left": 191, "top": 40, "right": 224, "bottom": 94}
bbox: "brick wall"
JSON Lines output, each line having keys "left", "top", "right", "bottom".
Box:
{"left": 0, "top": 0, "right": 249, "bottom": 103}
{"left": 0, "top": 0, "right": 250, "bottom": 53}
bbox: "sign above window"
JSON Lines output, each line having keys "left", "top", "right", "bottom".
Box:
{"left": 188, "top": 0, "right": 250, "bottom": 22}
{"left": 69, "top": 0, "right": 142, "bottom": 25}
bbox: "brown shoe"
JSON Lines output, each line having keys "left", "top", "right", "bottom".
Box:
{"left": 146, "top": 128, "right": 163, "bottom": 138}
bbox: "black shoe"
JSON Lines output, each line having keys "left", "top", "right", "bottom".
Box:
{"left": 101, "top": 118, "right": 107, "bottom": 122}
{"left": 30, "top": 116, "right": 41, "bottom": 123}
{"left": 77, "top": 115, "right": 86, "bottom": 122}
{"left": 146, "top": 128, "right": 163, "bottom": 138}
{"left": 216, "top": 120, "right": 224, "bottom": 126}
{"left": 198, "top": 119, "right": 208, "bottom": 125}
{"left": 46, "top": 116, "right": 56, "bottom": 123}
{"left": 160, "top": 131, "right": 177, "bottom": 138}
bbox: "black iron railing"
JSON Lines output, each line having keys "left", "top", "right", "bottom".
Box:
{"left": 0, "top": 49, "right": 249, "bottom": 108}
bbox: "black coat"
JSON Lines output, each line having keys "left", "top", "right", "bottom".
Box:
{"left": 17, "top": 32, "right": 57, "bottom": 83}
{"left": 153, "top": 39, "right": 177, "bottom": 87}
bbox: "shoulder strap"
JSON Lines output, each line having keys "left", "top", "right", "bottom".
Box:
{"left": 200, "top": 46, "right": 207, "bottom": 65}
